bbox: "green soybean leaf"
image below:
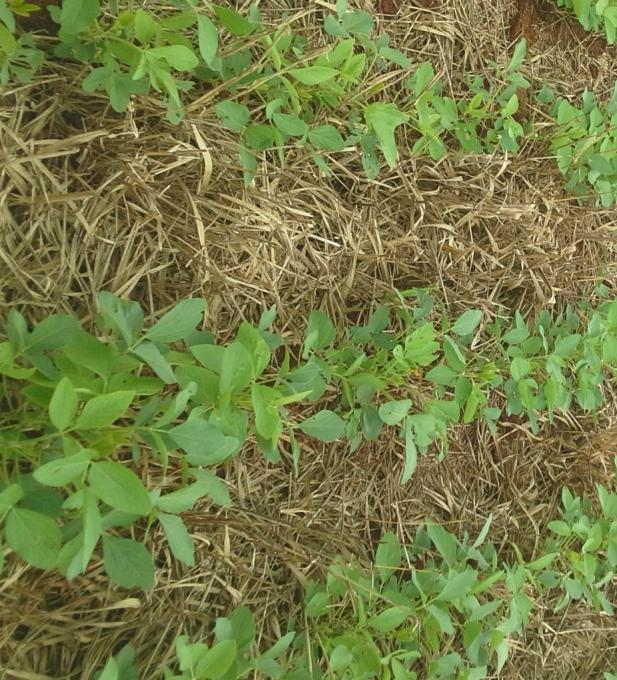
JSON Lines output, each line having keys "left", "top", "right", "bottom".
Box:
{"left": 308, "top": 125, "right": 345, "bottom": 151}
{"left": 547, "top": 520, "right": 571, "bottom": 537}
{"left": 159, "top": 512, "right": 195, "bottom": 567}
{"left": 251, "top": 384, "right": 282, "bottom": 440}
{"left": 59, "top": 0, "right": 100, "bottom": 34}
{"left": 168, "top": 420, "right": 239, "bottom": 465}
{"left": 156, "top": 471, "right": 229, "bottom": 511}
{"left": 0, "top": 0, "right": 15, "bottom": 31}
{"left": 26, "top": 315, "right": 81, "bottom": 353}
{"left": 554, "top": 334, "right": 581, "bottom": 358}
{"left": 6, "top": 508, "right": 61, "bottom": 570}
{"left": 364, "top": 102, "right": 409, "bottom": 168}
{"left": 243, "top": 124, "right": 278, "bottom": 151}
{"left": 378, "top": 399, "right": 412, "bottom": 425}
{"left": 81, "top": 490, "right": 101, "bottom": 573}
{"left": 236, "top": 322, "right": 271, "bottom": 378}
{"left": 49, "top": 377, "right": 78, "bottom": 431}
{"left": 329, "top": 645, "right": 353, "bottom": 672}
{"left": 191, "top": 470, "right": 231, "bottom": 507}
{"left": 64, "top": 332, "right": 113, "bottom": 377}
{"left": 100, "top": 644, "right": 138, "bottom": 680}
{"left": 451, "top": 309, "right": 483, "bottom": 336}
{"left": 147, "top": 45, "right": 199, "bottom": 71}
{"left": 145, "top": 299, "right": 207, "bottom": 344}
{"left": 361, "top": 404, "right": 383, "bottom": 440}
{"left": 472, "top": 513, "right": 494, "bottom": 548}
{"left": 342, "top": 10, "right": 373, "bottom": 35}
{"left": 156, "top": 481, "right": 210, "bottom": 513}
{"left": 214, "top": 606, "right": 255, "bottom": 647}
{"left": 407, "top": 61, "right": 436, "bottom": 96}
{"left": 0, "top": 341, "right": 32, "bottom": 379}
{"left": 299, "top": 410, "right": 345, "bottom": 442}
{"left": 426, "top": 364, "right": 457, "bottom": 386}
{"left": 75, "top": 391, "right": 135, "bottom": 430}
{"left": 102, "top": 535, "right": 155, "bottom": 589}
{"left": 402, "top": 417, "right": 418, "bottom": 484}
{"left": 88, "top": 462, "right": 152, "bottom": 515}
{"left": 597, "top": 484, "right": 617, "bottom": 519}
{"left": 379, "top": 46, "right": 412, "bottom": 68}
{"left": 195, "top": 640, "right": 237, "bottom": 678}
{"left": 262, "top": 632, "right": 296, "bottom": 660}
{"left": 212, "top": 5, "right": 254, "bottom": 35}
{"left": 6, "top": 309, "right": 27, "bottom": 353}
{"left": 443, "top": 336, "right": 466, "bottom": 372}
{"left": 305, "top": 591, "right": 328, "bottom": 618}
{"left": 273, "top": 112, "right": 307, "bottom": 137}
{"left": 427, "top": 604, "right": 454, "bottom": 635}
{"left": 375, "top": 531, "right": 402, "bottom": 582}
{"left": 255, "top": 657, "right": 283, "bottom": 676}
{"left": 33, "top": 450, "right": 92, "bottom": 487}
{"left": 190, "top": 343, "right": 224, "bottom": 373}
{"left": 96, "top": 655, "right": 119, "bottom": 680}
{"left": 526, "top": 552, "right": 558, "bottom": 571}
{"left": 508, "top": 38, "right": 527, "bottom": 72}
{"left": 437, "top": 569, "right": 478, "bottom": 602}
{"left": 132, "top": 341, "right": 176, "bottom": 384}
{"left": 510, "top": 357, "right": 531, "bottom": 381}
{"left": 215, "top": 100, "right": 250, "bottom": 132}
{"left": 0, "top": 484, "right": 23, "bottom": 513}
{"left": 426, "top": 523, "right": 458, "bottom": 566}
{"left": 219, "top": 341, "right": 253, "bottom": 396}
{"left": 304, "top": 310, "right": 335, "bottom": 356}
{"left": 134, "top": 9, "right": 159, "bottom": 43}
{"left": 502, "top": 326, "right": 529, "bottom": 345}
{"left": 502, "top": 94, "right": 519, "bottom": 117}
{"left": 239, "top": 147, "right": 258, "bottom": 185}
{"left": 17, "top": 476, "right": 63, "bottom": 517}
{"left": 289, "top": 66, "right": 338, "bottom": 85}
{"left": 368, "top": 606, "right": 409, "bottom": 632}
{"left": 197, "top": 15, "right": 218, "bottom": 64}
{"left": 463, "top": 386, "right": 481, "bottom": 424}
{"left": 426, "top": 399, "right": 460, "bottom": 423}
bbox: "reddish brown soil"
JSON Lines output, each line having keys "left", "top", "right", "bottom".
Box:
{"left": 378, "top": 0, "right": 440, "bottom": 12}
{"left": 510, "top": 0, "right": 606, "bottom": 56}
{"left": 378, "top": 0, "right": 400, "bottom": 13}
{"left": 15, "top": 0, "right": 58, "bottom": 35}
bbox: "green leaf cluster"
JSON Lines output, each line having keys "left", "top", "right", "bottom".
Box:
{"left": 2, "top": 2, "right": 617, "bottom": 204}
{"left": 547, "top": 85, "right": 617, "bottom": 207}
{"left": 95, "top": 474, "right": 617, "bottom": 678}
{"left": 0, "top": 0, "right": 44, "bottom": 84}
{"left": 0, "top": 294, "right": 227, "bottom": 587}
{"left": 4, "top": 290, "right": 617, "bottom": 587}
{"left": 555, "top": 0, "right": 617, "bottom": 43}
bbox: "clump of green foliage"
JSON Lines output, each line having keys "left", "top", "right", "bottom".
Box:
{"left": 539, "top": 84, "right": 617, "bottom": 207}
{"left": 210, "top": 4, "right": 532, "bottom": 182}
{"left": 554, "top": 0, "right": 617, "bottom": 43}
{"left": 96, "top": 471, "right": 617, "bottom": 678}
{"left": 2, "top": 0, "right": 617, "bottom": 205}
{"left": 0, "top": 295, "right": 233, "bottom": 588}
{"left": 0, "top": 0, "right": 44, "bottom": 82}
{"left": 2, "top": 289, "right": 617, "bottom": 588}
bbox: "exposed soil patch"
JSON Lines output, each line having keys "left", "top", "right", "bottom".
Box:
{"left": 15, "top": 0, "right": 59, "bottom": 34}
{"left": 378, "top": 0, "right": 400, "bottom": 13}
{"left": 511, "top": 0, "right": 606, "bottom": 56}
{"left": 379, "top": 0, "right": 440, "bottom": 13}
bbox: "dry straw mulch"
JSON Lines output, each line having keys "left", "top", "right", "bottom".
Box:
{"left": 2, "top": 0, "right": 617, "bottom": 677}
